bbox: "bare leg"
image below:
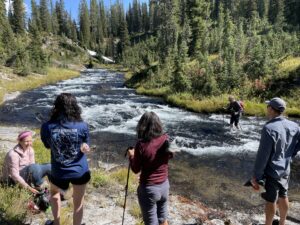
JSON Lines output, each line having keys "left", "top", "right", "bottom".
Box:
{"left": 50, "top": 182, "right": 61, "bottom": 225}
{"left": 72, "top": 184, "right": 86, "bottom": 225}
{"left": 278, "top": 197, "right": 289, "bottom": 225}
{"left": 265, "top": 201, "right": 276, "bottom": 225}
{"left": 160, "top": 220, "right": 168, "bottom": 225}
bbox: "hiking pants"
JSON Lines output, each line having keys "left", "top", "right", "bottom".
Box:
{"left": 137, "top": 179, "right": 169, "bottom": 225}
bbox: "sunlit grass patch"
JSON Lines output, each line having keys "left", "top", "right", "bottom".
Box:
{"left": 136, "top": 86, "right": 169, "bottom": 97}
{"left": 110, "top": 167, "right": 138, "bottom": 193}
{"left": 0, "top": 67, "right": 80, "bottom": 104}
{"left": 278, "top": 57, "right": 300, "bottom": 75}
{"left": 32, "top": 130, "right": 51, "bottom": 164}
{"left": 91, "top": 169, "right": 112, "bottom": 188}
{"left": 166, "top": 94, "right": 227, "bottom": 114}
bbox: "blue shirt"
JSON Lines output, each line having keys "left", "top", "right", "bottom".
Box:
{"left": 253, "top": 116, "right": 300, "bottom": 180}
{"left": 41, "top": 118, "right": 90, "bottom": 179}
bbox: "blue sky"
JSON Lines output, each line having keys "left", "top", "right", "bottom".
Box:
{"left": 23, "top": 0, "right": 147, "bottom": 20}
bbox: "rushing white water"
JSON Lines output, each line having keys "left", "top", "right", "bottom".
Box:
{"left": 0, "top": 69, "right": 264, "bottom": 157}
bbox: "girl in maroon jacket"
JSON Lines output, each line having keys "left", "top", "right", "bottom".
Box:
{"left": 128, "top": 111, "right": 173, "bottom": 225}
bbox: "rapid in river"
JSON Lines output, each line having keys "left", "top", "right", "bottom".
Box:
{"left": 1, "top": 69, "right": 299, "bottom": 212}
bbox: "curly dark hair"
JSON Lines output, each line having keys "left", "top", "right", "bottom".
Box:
{"left": 136, "top": 111, "right": 163, "bottom": 141}
{"left": 50, "top": 93, "right": 82, "bottom": 122}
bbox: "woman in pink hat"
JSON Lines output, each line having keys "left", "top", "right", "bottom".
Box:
{"left": 2, "top": 130, "right": 51, "bottom": 194}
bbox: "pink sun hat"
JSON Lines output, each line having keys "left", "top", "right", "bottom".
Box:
{"left": 18, "top": 130, "right": 33, "bottom": 141}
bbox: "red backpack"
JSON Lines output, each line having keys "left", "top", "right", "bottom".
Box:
{"left": 238, "top": 100, "right": 245, "bottom": 112}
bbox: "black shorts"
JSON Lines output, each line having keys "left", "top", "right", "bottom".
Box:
{"left": 261, "top": 176, "right": 289, "bottom": 203}
{"left": 49, "top": 171, "right": 91, "bottom": 191}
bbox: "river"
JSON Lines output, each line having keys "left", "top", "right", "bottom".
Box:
{"left": 1, "top": 69, "right": 299, "bottom": 212}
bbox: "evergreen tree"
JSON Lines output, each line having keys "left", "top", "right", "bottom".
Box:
{"left": 157, "top": 0, "right": 178, "bottom": 61}
{"left": 132, "top": 0, "right": 141, "bottom": 33}
{"left": 28, "top": 28, "right": 48, "bottom": 74}
{"left": 99, "top": 0, "right": 107, "bottom": 37}
{"left": 29, "top": 0, "right": 41, "bottom": 32}
{"left": 141, "top": 3, "right": 149, "bottom": 32}
{"left": 90, "top": 0, "right": 98, "bottom": 48}
{"left": 96, "top": 8, "right": 104, "bottom": 46}
{"left": 118, "top": 12, "right": 130, "bottom": 57}
{"left": 0, "top": 1, "right": 15, "bottom": 63}
{"left": 11, "top": 0, "right": 26, "bottom": 34}
{"left": 126, "top": 4, "right": 133, "bottom": 33}
{"left": 56, "top": 0, "right": 68, "bottom": 35}
{"left": 285, "top": 0, "right": 300, "bottom": 27}
{"left": 269, "top": 0, "right": 284, "bottom": 27}
{"left": 186, "top": 0, "right": 209, "bottom": 58}
{"left": 79, "top": 0, "right": 91, "bottom": 47}
{"left": 40, "top": 0, "right": 51, "bottom": 32}
{"left": 50, "top": 0, "right": 59, "bottom": 34}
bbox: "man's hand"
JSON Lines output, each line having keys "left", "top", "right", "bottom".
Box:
{"left": 251, "top": 177, "right": 260, "bottom": 191}
{"left": 81, "top": 143, "right": 90, "bottom": 153}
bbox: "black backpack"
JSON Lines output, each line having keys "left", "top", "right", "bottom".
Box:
{"left": 34, "top": 188, "right": 50, "bottom": 211}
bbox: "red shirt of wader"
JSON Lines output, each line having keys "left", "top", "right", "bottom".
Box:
{"left": 129, "top": 134, "right": 172, "bottom": 185}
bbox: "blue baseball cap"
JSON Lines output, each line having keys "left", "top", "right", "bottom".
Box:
{"left": 265, "top": 97, "right": 286, "bottom": 112}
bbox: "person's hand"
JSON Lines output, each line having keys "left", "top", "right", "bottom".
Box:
{"left": 127, "top": 147, "right": 135, "bottom": 157}
{"left": 81, "top": 143, "right": 90, "bottom": 153}
{"left": 29, "top": 186, "right": 39, "bottom": 194}
{"left": 251, "top": 177, "right": 260, "bottom": 191}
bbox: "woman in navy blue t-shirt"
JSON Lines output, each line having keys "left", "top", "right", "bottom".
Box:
{"left": 41, "top": 93, "right": 90, "bottom": 225}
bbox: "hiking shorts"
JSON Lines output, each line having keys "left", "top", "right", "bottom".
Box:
{"left": 49, "top": 171, "right": 91, "bottom": 191}
{"left": 137, "top": 179, "right": 169, "bottom": 225}
{"left": 262, "top": 176, "right": 289, "bottom": 203}
{"left": 230, "top": 113, "right": 240, "bottom": 126}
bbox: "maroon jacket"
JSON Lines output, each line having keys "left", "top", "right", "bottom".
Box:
{"left": 129, "top": 134, "right": 172, "bottom": 185}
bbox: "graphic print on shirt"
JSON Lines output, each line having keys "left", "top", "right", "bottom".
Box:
{"left": 50, "top": 128, "right": 79, "bottom": 164}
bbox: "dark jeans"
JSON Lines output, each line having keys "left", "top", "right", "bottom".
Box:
{"left": 19, "top": 163, "right": 51, "bottom": 187}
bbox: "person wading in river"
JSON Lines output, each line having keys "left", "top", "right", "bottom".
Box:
{"left": 225, "top": 96, "right": 243, "bottom": 130}
{"left": 251, "top": 97, "right": 300, "bottom": 225}
{"left": 127, "top": 112, "right": 173, "bottom": 225}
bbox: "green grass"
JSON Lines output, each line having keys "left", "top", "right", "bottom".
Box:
{"left": 90, "top": 169, "right": 112, "bottom": 188}
{"left": 0, "top": 186, "right": 31, "bottom": 224}
{"left": 136, "top": 86, "right": 169, "bottom": 97}
{"left": 0, "top": 153, "right": 31, "bottom": 224}
{"left": 278, "top": 57, "right": 300, "bottom": 75}
{"left": 129, "top": 202, "right": 144, "bottom": 225}
{"left": 110, "top": 167, "right": 138, "bottom": 193}
{"left": 32, "top": 130, "right": 51, "bottom": 164}
{"left": 0, "top": 66, "right": 80, "bottom": 104}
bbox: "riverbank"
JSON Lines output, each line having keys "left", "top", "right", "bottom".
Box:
{"left": 0, "top": 66, "right": 82, "bottom": 105}
{"left": 1, "top": 125, "right": 300, "bottom": 225}
{"left": 96, "top": 63, "right": 300, "bottom": 118}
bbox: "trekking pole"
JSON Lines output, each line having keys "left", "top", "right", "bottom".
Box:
{"left": 122, "top": 147, "right": 133, "bottom": 225}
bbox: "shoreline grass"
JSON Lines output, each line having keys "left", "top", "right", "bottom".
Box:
{"left": 0, "top": 66, "right": 80, "bottom": 104}
{"left": 134, "top": 86, "right": 300, "bottom": 118}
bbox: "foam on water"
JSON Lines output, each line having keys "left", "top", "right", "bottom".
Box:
{"left": 0, "top": 69, "right": 263, "bottom": 157}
